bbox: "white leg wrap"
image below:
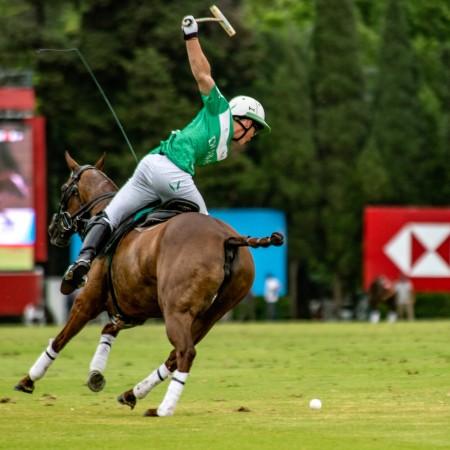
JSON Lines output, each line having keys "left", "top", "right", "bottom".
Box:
{"left": 89, "top": 334, "right": 115, "bottom": 373}
{"left": 29, "top": 339, "right": 59, "bottom": 381}
{"left": 157, "top": 370, "right": 189, "bottom": 417}
{"left": 133, "top": 363, "right": 172, "bottom": 400}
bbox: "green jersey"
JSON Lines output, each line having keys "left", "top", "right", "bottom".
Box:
{"left": 150, "top": 84, "right": 233, "bottom": 175}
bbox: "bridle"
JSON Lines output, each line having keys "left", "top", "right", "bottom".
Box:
{"left": 49, "top": 165, "right": 116, "bottom": 241}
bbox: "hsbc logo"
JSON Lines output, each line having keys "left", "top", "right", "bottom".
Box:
{"left": 364, "top": 208, "right": 450, "bottom": 291}
{"left": 384, "top": 223, "right": 450, "bottom": 277}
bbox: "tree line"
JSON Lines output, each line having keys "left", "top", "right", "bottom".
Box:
{"left": 1, "top": 0, "right": 450, "bottom": 317}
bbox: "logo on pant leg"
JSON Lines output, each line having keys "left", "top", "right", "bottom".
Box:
{"left": 169, "top": 181, "right": 181, "bottom": 192}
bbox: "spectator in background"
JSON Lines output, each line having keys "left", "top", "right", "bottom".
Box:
{"left": 394, "top": 275, "right": 415, "bottom": 321}
{"left": 264, "top": 274, "right": 282, "bottom": 321}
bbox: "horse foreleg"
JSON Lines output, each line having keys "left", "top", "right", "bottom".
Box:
{"left": 14, "top": 296, "right": 101, "bottom": 394}
{"left": 87, "top": 323, "right": 121, "bottom": 392}
{"left": 13, "top": 338, "right": 59, "bottom": 394}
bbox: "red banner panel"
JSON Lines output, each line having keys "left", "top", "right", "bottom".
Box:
{"left": 0, "top": 269, "right": 44, "bottom": 316}
{"left": 364, "top": 207, "right": 450, "bottom": 292}
{"left": 28, "top": 117, "right": 47, "bottom": 263}
{"left": 0, "top": 87, "right": 35, "bottom": 113}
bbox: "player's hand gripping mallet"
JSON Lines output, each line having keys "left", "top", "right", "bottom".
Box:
{"left": 195, "top": 5, "right": 236, "bottom": 37}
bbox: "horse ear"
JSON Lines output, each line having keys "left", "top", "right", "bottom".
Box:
{"left": 65, "top": 151, "right": 79, "bottom": 171}
{"left": 95, "top": 153, "right": 106, "bottom": 170}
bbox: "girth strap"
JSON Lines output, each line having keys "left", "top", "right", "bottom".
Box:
{"left": 106, "top": 249, "right": 145, "bottom": 329}
{"left": 106, "top": 261, "right": 145, "bottom": 329}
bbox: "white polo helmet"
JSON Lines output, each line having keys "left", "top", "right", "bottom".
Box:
{"left": 229, "top": 96, "right": 271, "bottom": 134}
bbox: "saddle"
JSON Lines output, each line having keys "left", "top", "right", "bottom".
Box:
{"left": 98, "top": 198, "right": 200, "bottom": 259}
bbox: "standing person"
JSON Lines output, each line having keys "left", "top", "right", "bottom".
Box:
{"left": 61, "top": 15, "right": 271, "bottom": 295}
{"left": 264, "top": 274, "right": 282, "bottom": 321}
{"left": 394, "top": 275, "right": 415, "bottom": 321}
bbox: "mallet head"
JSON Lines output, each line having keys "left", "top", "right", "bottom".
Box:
{"left": 195, "top": 5, "right": 236, "bottom": 37}
{"left": 209, "top": 5, "right": 236, "bottom": 37}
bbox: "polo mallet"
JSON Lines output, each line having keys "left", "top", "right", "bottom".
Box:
{"left": 195, "top": 5, "right": 236, "bottom": 37}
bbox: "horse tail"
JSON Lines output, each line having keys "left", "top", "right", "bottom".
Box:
{"left": 222, "top": 232, "right": 284, "bottom": 279}
{"left": 226, "top": 232, "right": 284, "bottom": 249}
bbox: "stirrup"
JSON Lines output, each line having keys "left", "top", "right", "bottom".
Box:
{"left": 64, "top": 259, "right": 91, "bottom": 280}
{"left": 60, "top": 275, "right": 88, "bottom": 295}
{"left": 60, "top": 260, "right": 90, "bottom": 295}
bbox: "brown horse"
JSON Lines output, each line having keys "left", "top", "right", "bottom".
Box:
{"left": 14, "top": 152, "right": 284, "bottom": 416}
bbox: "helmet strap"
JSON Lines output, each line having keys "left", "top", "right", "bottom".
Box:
{"left": 232, "top": 117, "right": 253, "bottom": 141}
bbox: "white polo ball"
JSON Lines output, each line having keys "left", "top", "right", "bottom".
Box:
{"left": 309, "top": 399, "right": 322, "bottom": 410}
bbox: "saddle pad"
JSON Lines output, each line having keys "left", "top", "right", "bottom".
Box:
{"left": 98, "top": 198, "right": 200, "bottom": 259}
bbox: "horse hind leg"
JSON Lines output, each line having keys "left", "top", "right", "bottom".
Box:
{"left": 117, "top": 362, "right": 172, "bottom": 410}
{"left": 141, "top": 313, "right": 196, "bottom": 417}
{"left": 118, "top": 285, "right": 248, "bottom": 415}
{"left": 118, "top": 340, "right": 194, "bottom": 417}
{"left": 143, "top": 292, "right": 241, "bottom": 417}
{"left": 117, "top": 308, "right": 221, "bottom": 415}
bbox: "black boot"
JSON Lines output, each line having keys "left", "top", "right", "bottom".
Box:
{"left": 61, "top": 214, "right": 111, "bottom": 295}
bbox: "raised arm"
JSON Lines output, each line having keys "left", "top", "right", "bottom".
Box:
{"left": 182, "top": 16, "right": 215, "bottom": 95}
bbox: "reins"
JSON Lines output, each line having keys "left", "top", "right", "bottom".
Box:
{"left": 70, "top": 191, "right": 116, "bottom": 229}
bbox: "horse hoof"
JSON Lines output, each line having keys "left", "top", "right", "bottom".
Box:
{"left": 143, "top": 408, "right": 159, "bottom": 417}
{"left": 87, "top": 370, "right": 106, "bottom": 392}
{"left": 13, "top": 376, "right": 34, "bottom": 394}
{"left": 117, "top": 390, "right": 136, "bottom": 410}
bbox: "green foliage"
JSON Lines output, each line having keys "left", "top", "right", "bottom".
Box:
{"left": 196, "top": 152, "right": 261, "bottom": 207}
{"left": 3, "top": 0, "right": 450, "bottom": 308}
{"left": 372, "top": 0, "right": 426, "bottom": 204}
{"left": 311, "top": 0, "right": 368, "bottom": 292}
{"left": 243, "top": 0, "right": 315, "bottom": 31}
{"left": 415, "top": 294, "right": 450, "bottom": 318}
{"left": 355, "top": 134, "right": 391, "bottom": 203}
{"left": 255, "top": 27, "right": 319, "bottom": 261}
{"left": 429, "top": 44, "right": 450, "bottom": 204}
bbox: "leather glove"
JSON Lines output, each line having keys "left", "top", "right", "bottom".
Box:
{"left": 181, "top": 15, "right": 198, "bottom": 40}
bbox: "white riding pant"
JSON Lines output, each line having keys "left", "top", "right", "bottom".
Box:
{"left": 104, "top": 154, "right": 208, "bottom": 229}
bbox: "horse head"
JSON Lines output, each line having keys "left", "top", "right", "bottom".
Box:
{"left": 48, "top": 151, "right": 117, "bottom": 247}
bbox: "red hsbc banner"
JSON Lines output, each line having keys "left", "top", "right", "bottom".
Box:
{"left": 364, "top": 207, "right": 450, "bottom": 292}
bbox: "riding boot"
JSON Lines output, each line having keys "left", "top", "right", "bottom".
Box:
{"left": 60, "top": 213, "right": 111, "bottom": 295}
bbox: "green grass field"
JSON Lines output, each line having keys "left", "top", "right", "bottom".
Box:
{"left": 1, "top": 321, "right": 449, "bottom": 449}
